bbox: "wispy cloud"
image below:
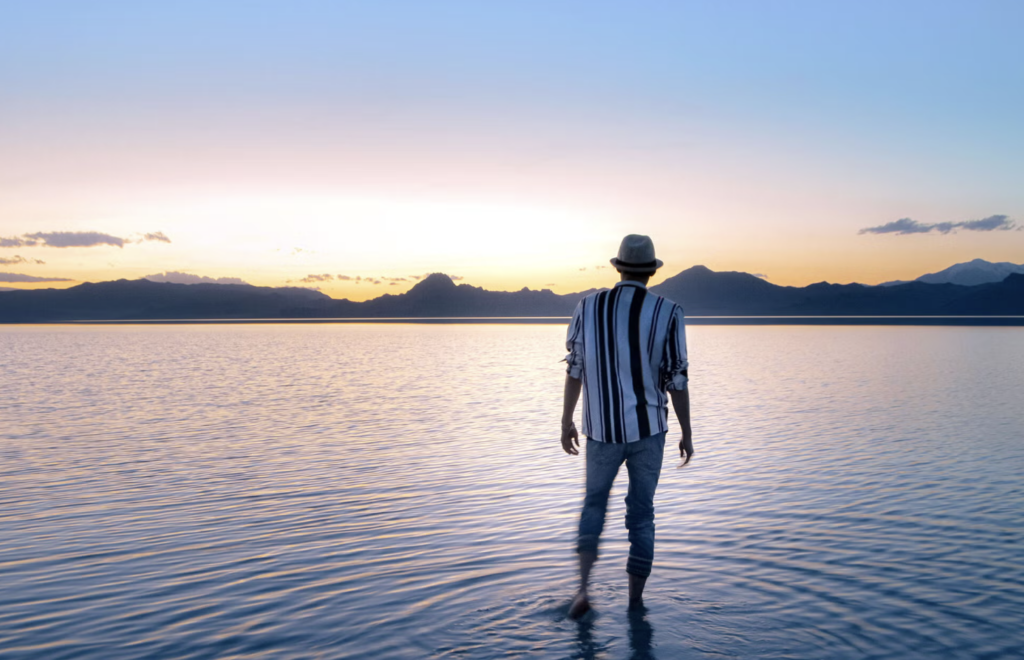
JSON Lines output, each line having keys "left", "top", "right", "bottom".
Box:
{"left": 1, "top": 230, "right": 172, "bottom": 248}
{"left": 752, "top": 273, "right": 768, "bottom": 279}
{"left": 859, "top": 215, "right": 1017, "bottom": 235}
{"left": 144, "top": 272, "right": 248, "bottom": 285}
{"left": 0, "top": 255, "right": 45, "bottom": 266}
{"left": 296, "top": 273, "right": 439, "bottom": 286}
{"left": 299, "top": 273, "right": 334, "bottom": 283}
{"left": 0, "top": 272, "right": 74, "bottom": 282}
{"left": 26, "top": 231, "right": 125, "bottom": 247}
{"left": 142, "top": 231, "right": 171, "bottom": 243}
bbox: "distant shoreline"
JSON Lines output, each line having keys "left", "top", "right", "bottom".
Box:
{"left": 4, "top": 316, "right": 1024, "bottom": 326}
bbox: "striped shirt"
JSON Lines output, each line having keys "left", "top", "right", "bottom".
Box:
{"left": 564, "top": 280, "right": 688, "bottom": 444}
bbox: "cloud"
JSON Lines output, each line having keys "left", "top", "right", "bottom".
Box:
{"left": 859, "top": 215, "right": 1017, "bottom": 235}
{"left": 389, "top": 281, "right": 399, "bottom": 285}
{"left": 0, "top": 272, "right": 74, "bottom": 282}
{"left": 1, "top": 230, "right": 172, "bottom": 248}
{"left": 144, "top": 271, "right": 249, "bottom": 285}
{"left": 960, "top": 215, "right": 1017, "bottom": 231}
{"left": 143, "top": 231, "right": 171, "bottom": 243}
{"left": 298, "top": 273, "right": 334, "bottom": 283}
{"left": 337, "top": 274, "right": 353, "bottom": 280}
{"left": 25, "top": 231, "right": 125, "bottom": 247}
{"left": 0, "top": 255, "right": 44, "bottom": 266}
{"left": 451, "top": 275, "right": 464, "bottom": 281}
{"left": 579, "top": 267, "right": 587, "bottom": 271}
{"left": 752, "top": 273, "right": 768, "bottom": 279}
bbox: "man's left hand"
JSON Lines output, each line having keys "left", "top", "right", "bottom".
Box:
{"left": 561, "top": 423, "right": 580, "bottom": 455}
{"left": 679, "top": 434, "right": 694, "bottom": 465}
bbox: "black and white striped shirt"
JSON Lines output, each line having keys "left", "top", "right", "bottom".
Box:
{"left": 565, "top": 280, "right": 688, "bottom": 444}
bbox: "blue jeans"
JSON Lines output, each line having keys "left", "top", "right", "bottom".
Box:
{"left": 577, "top": 432, "right": 666, "bottom": 578}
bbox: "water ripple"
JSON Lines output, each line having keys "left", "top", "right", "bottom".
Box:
{"left": 1, "top": 324, "right": 1023, "bottom": 659}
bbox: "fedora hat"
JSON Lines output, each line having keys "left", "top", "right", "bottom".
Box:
{"left": 610, "top": 234, "right": 663, "bottom": 274}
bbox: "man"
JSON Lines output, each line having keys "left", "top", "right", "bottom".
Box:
{"left": 561, "top": 234, "right": 693, "bottom": 618}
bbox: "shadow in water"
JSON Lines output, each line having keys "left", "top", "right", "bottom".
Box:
{"left": 571, "top": 615, "right": 603, "bottom": 660}
{"left": 570, "top": 606, "right": 656, "bottom": 660}
{"left": 627, "top": 605, "right": 656, "bottom": 659}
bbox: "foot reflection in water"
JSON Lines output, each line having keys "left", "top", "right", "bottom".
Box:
{"left": 571, "top": 614, "right": 604, "bottom": 660}
{"left": 627, "top": 605, "right": 655, "bottom": 659}
{"left": 570, "top": 606, "right": 656, "bottom": 660}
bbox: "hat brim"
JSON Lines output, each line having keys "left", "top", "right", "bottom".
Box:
{"left": 610, "top": 257, "right": 663, "bottom": 274}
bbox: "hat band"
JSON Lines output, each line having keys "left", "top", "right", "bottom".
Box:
{"left": 617, "top": 259, "right": 658, "bottom": 268}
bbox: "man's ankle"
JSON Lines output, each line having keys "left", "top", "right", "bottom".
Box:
{"left": 628, "top": 572, "right": 648, "bottom": 603}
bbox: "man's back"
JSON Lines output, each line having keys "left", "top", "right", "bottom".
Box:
{"left": 565, "top": 280, "right": 688, "bottom": 444}
{"left": 560, "top": 234, "right": 693, "bottom": 618}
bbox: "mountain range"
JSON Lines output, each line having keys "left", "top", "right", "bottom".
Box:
{"left": 879, "top": 259, "right": 1024, "bottom": 287}
{"left": 1, "top": 262, "right": 1022, "bottom": 323}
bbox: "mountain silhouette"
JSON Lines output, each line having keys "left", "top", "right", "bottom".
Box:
{"left": 650, "top": 266, "right": 793, "bottom": 314}
{"left": 1, "top": 267, "right": 1022, "bottom": 322}
{"left": 0, "top": 279, "right": 339, "bottom": 322}
{"left": 355, "top": 273, "right": 585, "bottom": 317}
{"left": 879, "top": 259, "right": 1024, "bottom": 287}
{"left": 916, "top": 259, "right": 1024, "bottom": 286}
{"left": 652, "top": 266, "right": 1024, "bottom": 316}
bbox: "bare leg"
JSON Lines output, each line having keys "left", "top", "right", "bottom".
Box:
{"left": 569, "top": 551, "right": 596, "bottom": 619}
{"left": 628, "top": 572, "right": 647, "bottom": 608}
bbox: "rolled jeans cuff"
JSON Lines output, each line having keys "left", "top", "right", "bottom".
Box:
{"left": 626, "top": 554, "right": 654, "bottom": 578}
{"left": 576, "top": 534, "right": 599, "bottom": 555}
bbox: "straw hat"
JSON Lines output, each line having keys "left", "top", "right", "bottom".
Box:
{"left": 610, "top": 234, "right": 663, "bottom": 274}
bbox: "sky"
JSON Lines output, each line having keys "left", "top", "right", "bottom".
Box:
{"left": 1, "top": 0, "right": 1022, "bottom": 300}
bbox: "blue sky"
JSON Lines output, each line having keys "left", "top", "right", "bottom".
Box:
{"left": 2, "top": 1, "right": 1021, "bottom": 297}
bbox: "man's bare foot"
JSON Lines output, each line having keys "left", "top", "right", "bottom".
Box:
{"left": 568, "top": 590, "right": 591, "bottom": 619}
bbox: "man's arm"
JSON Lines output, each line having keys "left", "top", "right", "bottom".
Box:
{"left": 561, "top": 374, "right": 582, "bottom": 455}
{"left": 669, "top": 388, "right": 693, "bottom": 465}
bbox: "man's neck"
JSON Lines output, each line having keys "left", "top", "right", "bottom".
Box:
{"left": 619, "top": 274, "right": 650, "bottom": 287}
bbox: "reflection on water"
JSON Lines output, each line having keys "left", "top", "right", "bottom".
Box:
{"left": 1, "top": 324, "right": 1023, "bottom": 659}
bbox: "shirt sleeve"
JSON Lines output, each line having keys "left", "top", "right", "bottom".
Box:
{"left": 564, "top": 300, "right": 585, "bottom": 380}
{"left": 662, "top": 305, "right": 689, "bottom": 391}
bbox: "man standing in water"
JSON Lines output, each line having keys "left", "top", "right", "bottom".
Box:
{"left": 561, "top": 234, "right": 693, "bottom": 618}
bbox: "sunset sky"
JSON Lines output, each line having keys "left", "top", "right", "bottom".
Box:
{"left": 2, "top": 1, "right": 1021, "bottom": 300}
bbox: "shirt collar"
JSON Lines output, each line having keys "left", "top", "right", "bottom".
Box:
{"left": 614, "top": 280, "right": 647, "bottom": 290}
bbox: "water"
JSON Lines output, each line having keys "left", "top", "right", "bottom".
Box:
{"left": 1, "top": 324, "right": 1022, "bottom": 659}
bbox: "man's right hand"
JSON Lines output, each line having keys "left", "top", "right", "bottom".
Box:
{"left": 679, "top": 434, "right": 694, "bottom": 465}
{"left": 561, "top": 423, "right": 580, "bottom": 455}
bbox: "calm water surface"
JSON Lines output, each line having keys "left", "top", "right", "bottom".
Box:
{"left": 2, "top": 324, "right": 1022, "bottom": 659}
